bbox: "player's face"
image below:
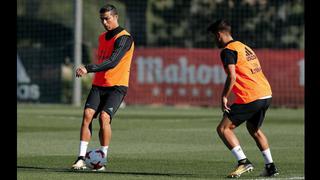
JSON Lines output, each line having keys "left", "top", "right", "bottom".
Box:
{"left": 100, "top": 11, "right": 118, "bottom": 31}
{"left": 214, "top": 32, "right": 224, "bottom": 48}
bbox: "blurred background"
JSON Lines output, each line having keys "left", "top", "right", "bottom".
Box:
{"left": 17, "top": 0, "right": 304, "bottom": 108}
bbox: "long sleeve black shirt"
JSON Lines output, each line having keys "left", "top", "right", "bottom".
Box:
{"left": 85, "top": 26, "right": 133, "bottom": 73}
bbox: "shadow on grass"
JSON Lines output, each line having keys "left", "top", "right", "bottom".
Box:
{"left": 17, "top": 165, "right": 194, "bottom": 177}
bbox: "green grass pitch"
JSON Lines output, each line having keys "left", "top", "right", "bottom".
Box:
{"left": 17, "top": 104, "right": 304, "bottom": 179}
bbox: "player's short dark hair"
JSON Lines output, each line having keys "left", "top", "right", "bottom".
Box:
{"left": 207, "top": 19, "right": 231, "bottom": 34}
{"left": 99, "top": 4, "right": 118, "bottom": 15}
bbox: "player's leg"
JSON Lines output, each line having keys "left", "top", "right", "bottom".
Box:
{"left": 246, "top": 98, "right": 279, "bottom": 177}
{"left": 79, "top": 108, "right": 96, "bottom": 150}
{"left": 87, "top": 111, "right": 111, "bottom": 171}
{"left": 216, "top": 116, "right": 240, "bottom": 150}
{"left": 72, "top": 86, "right": 100, "bottom": 170}
{"left": 98, "top": 111, "right": 111, "bottom": 153}
{"left": 97, "top": 86, "right": 127, "bottom": 170}
{"left": 246, "top": 122, "right": 278, "bottom": 176}
{"left": 246, "top": 122, "right": 269, "bottom": 151}
{"left": 217, "top": 114, "right": 253, "bottom": 178}
{"left": 71, "top": 108, "right": 96, "bottom": 170}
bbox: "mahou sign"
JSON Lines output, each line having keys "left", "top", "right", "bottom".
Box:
{"left": 119, "top": 48, "right": 303, "bottom": 107}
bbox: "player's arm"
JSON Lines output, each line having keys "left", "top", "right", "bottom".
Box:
{"left": 221, "top": 64, "right": 236, "bottom": 112}
{"left": 220, "top": 48, "right": 237, "bottom": 112}
{"left": 84, "top": 35, "right": 133, "bottom": 73}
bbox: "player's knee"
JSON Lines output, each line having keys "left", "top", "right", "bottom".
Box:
{"left": 217, "top": 122, "right": 235, "bottom": 136}
{"left": 246, "top": 123, "right": 259, "bottom": 136}
{"left": 99, "top": 111, "right": 111, "bottom": 125}
{"left": 84, "top": 108, "right": 95, "bottom": 119}
{"left": 252, "top": 129, "right": 263, "bottom": 138}
{"left": 216, "top": 124, "right": 225, "bottom": 135}
{"left": 248, "top": 128, "right": 262, "bottom": 139}
{"left": 247, "top": 128, "right": 256, "bottom": 136}
{"left": 82, "top": 108, "right": 95, "bottom": 125}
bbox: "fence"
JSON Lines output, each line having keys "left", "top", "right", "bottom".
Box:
{"left": 125, "top": 48, "right": 304, "bottom": 107}
{"left": 17, "top": 0, "right": 304, "bottom": 107}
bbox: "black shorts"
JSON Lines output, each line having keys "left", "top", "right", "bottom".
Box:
{"left": 84, "top": 85, "right": 127, "bottom": 121}
{"left": 224, "top": 98, "right": 272, "bottom": 128}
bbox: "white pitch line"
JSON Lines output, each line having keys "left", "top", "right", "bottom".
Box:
{"left": 241, "top": 177, "right": 304, "bottom": 180}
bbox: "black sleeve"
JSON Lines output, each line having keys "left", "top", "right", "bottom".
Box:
{"left": 220, "top": 48, "right": 237, "bottom": 67}
{"left": 85, "top": 35, "right": 133, "bottom": 73}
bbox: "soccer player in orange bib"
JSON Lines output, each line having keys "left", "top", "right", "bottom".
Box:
{"left": 71, "top": 4, "right": 134, "bottom": 170}
{"left": 207, "top": 19, "right": 279, "bottom": 178}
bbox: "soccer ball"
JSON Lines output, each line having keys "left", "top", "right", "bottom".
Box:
{"left": 84, "top": 149, "right": 107, "bottom": 170}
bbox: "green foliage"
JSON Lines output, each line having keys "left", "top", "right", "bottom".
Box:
{"left": 17, "top": 0, "right": 73, "bottom": 27}
{"left": 17, "top": 0, "right": 126, "bottom": 56}
{"left": 146, "top": 0, "right": 304, "bottom": 49}
{"left": 146, "top": 0, "right": 191, "bottom": 47}
{"left": 17, "top": 0, "right": 304, "bottom": 49}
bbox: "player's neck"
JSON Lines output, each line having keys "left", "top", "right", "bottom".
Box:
{"left": 107, "top": 24, "right": 120, "bottom": 32}
{"left": 105, "top": 26, "right": 123, "bottom": 40}
{"left": 225, "top": 35, "right": 233, "bottom": 42}
{"left": 223, "top": 36, "right": 234, "bottom": 46}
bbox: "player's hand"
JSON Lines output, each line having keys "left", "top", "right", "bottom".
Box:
{"left": 75, "top": 66, "right": 88, "bottom": 77}
{"left": 221, "top": 96, "right": 231, "bottom": 113}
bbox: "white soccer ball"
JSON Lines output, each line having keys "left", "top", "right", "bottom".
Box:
{"left": 84, "top": 149, "right": 107, "bottom": 170}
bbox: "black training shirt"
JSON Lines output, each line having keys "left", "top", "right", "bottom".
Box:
{"left": 85, "top": 26, "right": 133, "bottom": 73}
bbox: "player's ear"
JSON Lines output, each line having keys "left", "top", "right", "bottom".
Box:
{"left": 218, "top": 31, "right": 226, "bottom": 39}
{"left": 114, "top": 14, "right": 118, "bottom": 21}
{"left": 215, "top": 32, "right": 221, "bottom": 40}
